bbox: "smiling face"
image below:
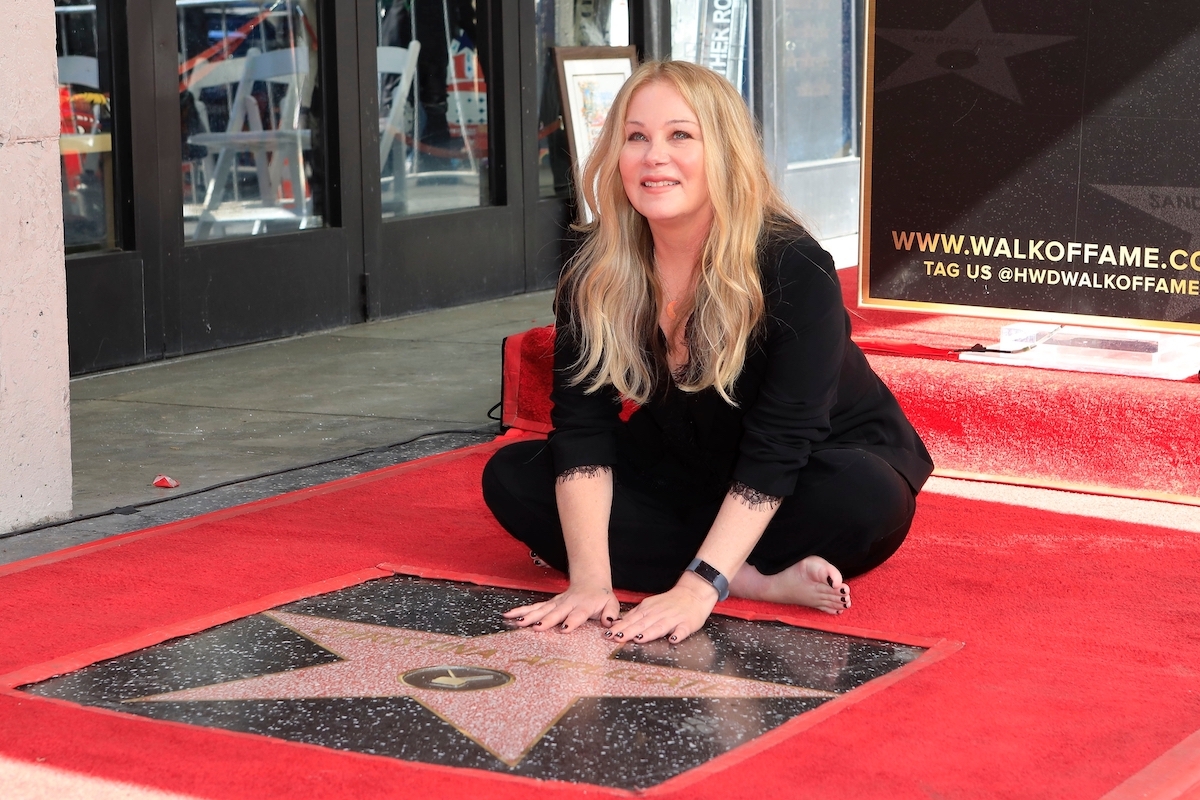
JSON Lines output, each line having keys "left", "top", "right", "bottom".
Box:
{"left": 618, "top": 81, "right": 713, "bottom": 233}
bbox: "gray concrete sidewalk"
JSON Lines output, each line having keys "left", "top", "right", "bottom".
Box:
{"left": 0, "top": 290, "right": 554, "bottom": 565}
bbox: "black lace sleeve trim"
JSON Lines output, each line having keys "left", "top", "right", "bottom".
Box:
{"left": 556, "top": 464, "right": 613, "bottom": 484}
{"left": 728, "top": 480, "right": 783, "bottom": 511}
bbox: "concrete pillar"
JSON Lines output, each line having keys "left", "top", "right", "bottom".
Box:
{"left": 0, "top": 2, "right": 73, "bottom": 532}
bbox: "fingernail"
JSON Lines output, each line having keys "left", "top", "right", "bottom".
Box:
{"left": 560, "top": 623, "right": 568, "bottom": 629}
{"left": 837, "top": 610, "right": 844, "bottom": 615}
{"left": 606, "top": 617, "right": 614, "bottom": 622}
{"left": 840, "top": 588, "right": 847, "bottom": 595}
{"left": 669, "top": 635, "right": 678, "bottom": 642}
{"left": 604, "top": 630, "right": 613, "bottom": 638}
{"left": 534, "top": 621, "right": 543, "bottom": 626}
{"left": 635, "top": 634, "right": 643, "bottom": 640}
{"left": 827, "top": 576, "right": 834, "bottom": 587}
{"left": 517, "top": 616, "right": 524, "bottom": 621}
{"left": 615, "top": 632, "right": 624, "bottom": 639}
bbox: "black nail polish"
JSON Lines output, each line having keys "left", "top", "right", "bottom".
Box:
{"left": 615, "top": 632, "right": 624, "bottom": 638}
{"left": 517, "top": 616, "right": 524, "bottom": 621}
{"left": 606, "top": 617, "right": 614, "bottom": 622}
{"left": 827, "top": 576, "right": 834, "bottom": 587}
{"left": 840, "top": 588, "right": 847, "bottom": 595}
{"left": 635, "top": 634, "right": 643, "bottom": 640}
{"left": 534, "top": 621, "right": 542, "bottom": 626}
{"left": 669, "top": 635, "right": 678, "bottom": 642}
{"left": 604, "top": 631, "right": 612, "bottom": 637}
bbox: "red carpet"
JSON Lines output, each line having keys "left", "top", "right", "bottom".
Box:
{"left": 502, "top": 272, "right": 1200, "bottom": 504}
{"left": 840, "top": 268, "right": 1200, "bottom": 504}
{"left": 1, "top": 438, "right": 1198, "bottom": 799}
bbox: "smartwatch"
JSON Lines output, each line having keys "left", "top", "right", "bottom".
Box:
{"left": 686, "top": 558, "right": 730, "bottom": 601}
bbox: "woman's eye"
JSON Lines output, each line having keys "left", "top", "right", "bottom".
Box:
{"left": 627, "top": 132, "right": 647, "bottom": 142}
{"left": 672, "top": 130, "right": 692, "bottom": 140}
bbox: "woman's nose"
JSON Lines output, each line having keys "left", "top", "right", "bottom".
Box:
{"left": 644, "top": 137, "right": 669, "bottom": 164}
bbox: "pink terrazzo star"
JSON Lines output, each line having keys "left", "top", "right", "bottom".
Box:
{"left": 134, "top": 611, "right": 836, "bottom": 765}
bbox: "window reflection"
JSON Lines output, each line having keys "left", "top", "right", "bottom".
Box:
{"left": 56, "top": 0, "right": 119, "bottom": 253}
{"left": 377, "top": 0, "right": 490, "bottom": 218}
{"left": 779, "top": 0, "right": 857, "bottom": 163}
{"left": 534, "top": 0, "right": 629, "bottom": 199}
{"left": 178, "top": 0, "right": 324, "bottom": 241}
{"left": 671, "top": 0, "right": 750, "bottom": 97}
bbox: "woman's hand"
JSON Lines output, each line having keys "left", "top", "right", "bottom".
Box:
{"left": 502, "top": 582, "right": 621, "bottom": 633}
{"left": 604, "top": 572, "right": 718, "bottom": 645}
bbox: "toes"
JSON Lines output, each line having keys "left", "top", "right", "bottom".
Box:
{"left": 802, "top": 556, "right": 844, "bottom": 592}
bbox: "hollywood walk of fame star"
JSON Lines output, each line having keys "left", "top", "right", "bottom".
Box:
{"left": 875, "top": 2, "right": 1074, "bottom": 103}
{"left": 131, "top": 611, "right": 836, "bottom": 766}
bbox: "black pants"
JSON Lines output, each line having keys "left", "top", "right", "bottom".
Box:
{"left": 482, "top": 440, "right": 917, "bottom": 594}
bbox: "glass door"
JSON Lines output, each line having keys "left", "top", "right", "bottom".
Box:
{"left": 58, "top": 0, "right": 153, "bottom": 374}
{"left": 759, "top": 0, "right": 863, "bottom": 268}
{"left": 167, "top": 0, "right": 367, "bottom": 354}
{"left": 364, "top": 1, "right": 527, "bottom": 317}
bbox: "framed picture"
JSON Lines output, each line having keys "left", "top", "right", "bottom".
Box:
{"left": 554, "top": 46, "right": 638, "bottom": 173}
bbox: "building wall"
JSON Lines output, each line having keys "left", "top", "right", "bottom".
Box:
{"left": 0, "top": 1, "right": 73, "bottom": 532}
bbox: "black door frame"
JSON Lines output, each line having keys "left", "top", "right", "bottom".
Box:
{"left": 362, "top": 0, "right": 528, "bottom": 319}
{"left": 160, "top": 0, "right": 366, "bottom": 355}
{"left": 64, "top": 0, "right": 158, "bottom": 374}
{"left": 64, "top": 0, "right": 669, "bottom": 376}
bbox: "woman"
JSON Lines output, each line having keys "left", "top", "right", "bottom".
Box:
{"left": 482, "top": 61, "right": 932, "bottom": 645}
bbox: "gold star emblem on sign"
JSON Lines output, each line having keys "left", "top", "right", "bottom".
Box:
{"left": 131, "top": 611, "right": 836, "bottom": 766}
{"left": 876, "top": 1, "right": 1074, "bottom": 103}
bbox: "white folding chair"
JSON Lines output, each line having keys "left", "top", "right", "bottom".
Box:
{"left": 377, "top": 43, "right": 421, "bottom": 204}
{"left": 189, "top": 48, "right": 313, "bottom": 238}
{"left": 183, "top": 51, "right": 258, "bottom": 205}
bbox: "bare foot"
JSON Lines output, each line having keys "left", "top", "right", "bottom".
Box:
{"left": 730, "top": 556, "right": 851, "bottom": 615}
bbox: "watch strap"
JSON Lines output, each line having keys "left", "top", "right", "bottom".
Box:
{"left": 686, "top": 558, "right": 730, "bottom": 601}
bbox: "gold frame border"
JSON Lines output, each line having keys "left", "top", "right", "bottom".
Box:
{"left": 855, "top": 0, "right": 1200, "bottom": 337}
{"left": 858, "top": 0, "right": 877, "bottom": 311}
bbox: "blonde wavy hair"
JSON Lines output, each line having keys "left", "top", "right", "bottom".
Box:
{"left": 560, "top": 60, "right": 803, "bottom": 405}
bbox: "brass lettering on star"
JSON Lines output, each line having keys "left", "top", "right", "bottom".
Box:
{"left": 310, "top": 625, "right": 499, "bottom": 660}
{"left": 508, "top": 655, "right": 723, "bottom": 694}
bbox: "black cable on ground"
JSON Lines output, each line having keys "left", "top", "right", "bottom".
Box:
{"left": 0, "top": 427, "right": 496, "bottom": 542}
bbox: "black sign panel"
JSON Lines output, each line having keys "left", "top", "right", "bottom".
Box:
{"left": 861, "top": 0, "right": 1200, "bottom": 332}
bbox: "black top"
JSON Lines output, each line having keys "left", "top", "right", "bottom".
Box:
{"left": 548, "top": 228, "right": 934, "bottom": 500}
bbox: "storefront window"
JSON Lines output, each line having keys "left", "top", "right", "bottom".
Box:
{"left": 534, "top": 0, "right": 629, "bottom": 199}
{"left": 778, "top": 0, "right": 857, "bottom": 164}
{"left": 670, "top": 0, "right": 750, "bottom": 98}
{"left": 56, "top": 0, "right": 120, "bottom": 253}
{"left": 178, "top": 0, "right": 326, "bottom": 241}
{"left": 376, "top": 0, "right": 491, "bottom": 218}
